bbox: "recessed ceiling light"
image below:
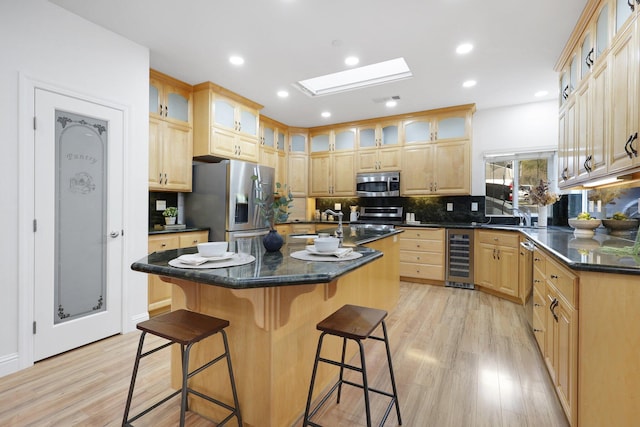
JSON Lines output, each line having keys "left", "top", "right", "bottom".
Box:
{"left": 385, "top": 100, "right": 397, "bottom": 107}
{"left": 345, "top": 56, "right": 360, "bottom": 66}
{"left": 295, "top": 57, "right": 413, "bottom": 97}
{"left": 456, "top": 43, "right": 474, "bottom": 55}
{"left": 462, "top": 80, "right": 477, "bottom": 88}
{"left": 277, "top": 90, "right": 289, "bottom": 98}
{"left": 535, "top": 90, "right": 548, "bottom": 97}
{"left": 229, "top": 55, "right": 244, "bottom": 65}
{"left": 321, "top": 111, "right": 331, "bottom": 118}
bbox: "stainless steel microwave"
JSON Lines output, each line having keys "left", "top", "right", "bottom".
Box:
{"left": 356, "top": 171, "right": 400, "bottom": 197}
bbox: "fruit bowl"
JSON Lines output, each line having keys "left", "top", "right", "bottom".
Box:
{"left": 601, "top": 218, "right": 639, "bottom": 236}
{"left": 568, "top": 218, "right": 602, "bottom": 238}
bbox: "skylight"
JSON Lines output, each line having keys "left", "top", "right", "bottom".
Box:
{"left": 295, "top": 57, "right": 413, "bottom": 97}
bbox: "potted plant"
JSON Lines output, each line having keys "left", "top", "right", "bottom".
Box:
{"left": 529, "top": 180, "right": 560, "bottom": 227}
{"left": 162, "top": 207, "right": 178, "bottom": 225}
{"left": 252, "top": 177, "right": 294, "bottom": 252}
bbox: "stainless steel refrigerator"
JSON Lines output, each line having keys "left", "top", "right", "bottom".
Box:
{"left": 185, "top": 160, "right": 275, "bottom": 243}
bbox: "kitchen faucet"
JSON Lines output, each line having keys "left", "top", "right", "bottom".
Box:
{"left": 512, "top": 207, "right": 531, "bottom": 227}
{"left": 324, "top": 209, "right": 344, "bottom": 238}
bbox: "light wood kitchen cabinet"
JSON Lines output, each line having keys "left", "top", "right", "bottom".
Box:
{"left": 398, "top": 227, "right": 445, "bottom": 282}
{"left": 401, "top": 140, "right": 470, "bottom": 195}
{"left": 403, "top": 109, "right": 472, "bottom": 143}
{"left": 532, "top": 247, "right": 547, "bottom": 351}
{"left": 287, "top": 130, "right": 308, "bottom": 197}
{"left": 558, "top": 98, "right": 577, "bottom": 187}
{"left": 356, "top": 121, "right": 401, "bottom": 172}
{"left": 192, "top": 81, "right": 262, "bottom": 162}
{"left": 475, "top": 230, "right": 520, "bottom": 300}
{"left": 148, "top": 70, "right": 193, "bottom": 192}
{"left": 309, "top": 127, "right": 356, "bottom": 196}
{"left": 147, "top": 230, "right": 208, "bottom": 316}
{"left": 259, "top": 116, "right": 288, "bottom": 184}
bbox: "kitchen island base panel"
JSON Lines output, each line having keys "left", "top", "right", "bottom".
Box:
{"left": 165, "top": 236, "right": 400, "bottom": 427}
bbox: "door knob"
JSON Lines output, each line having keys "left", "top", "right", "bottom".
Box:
{"left": 110, "top": 231, "right": 120, "bottom": 238}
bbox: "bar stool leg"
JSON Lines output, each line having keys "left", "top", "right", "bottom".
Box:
{"left": 179, "top": 343, "right": 193, "bottom": 427}
{"left": 303, "top": 332, "right": 327, "bottom": 426}
{"left": 336, "top": 337, "right": 347, "bottom": 404}
{"left": 382, "top": 321, "right": 402, "bottom": 425}
{"left": 357, "top": 340, "right": 372, "bottom": 427}
{"left": 220, "top": 329, "right": 243, "bottom": 426}
{"left": 122, "top": 331, "right": 147, "bottom": 426}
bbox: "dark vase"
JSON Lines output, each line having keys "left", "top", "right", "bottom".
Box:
{"left": 262, "top": 229, "right": 284, "bottom": 252}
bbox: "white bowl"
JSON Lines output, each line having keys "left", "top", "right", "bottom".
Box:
{"left": 314, "top": 237, "right": 340, "bottom": 253}
{"left": 197, "top": 241, "right": 228, "bottom": 257}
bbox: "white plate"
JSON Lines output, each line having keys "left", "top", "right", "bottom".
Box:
{"left": 305, "top": 246, "right": 354, "bottom": 257}
{"left": 290, "top": 234, "right": 318, "bottom": 239}
{"left": 179, "top": 252, "right": 235, "bottom": 263}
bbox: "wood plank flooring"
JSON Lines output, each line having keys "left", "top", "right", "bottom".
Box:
{"left": 0, "top": 282, "right": 568, "bottom": 427}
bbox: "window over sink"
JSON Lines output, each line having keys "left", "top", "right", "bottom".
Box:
{"left": 484, "top": 150, "right": 557, "bottom": 218}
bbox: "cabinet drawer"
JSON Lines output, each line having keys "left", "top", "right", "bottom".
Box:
{"left": 547, "top": 258, "right": 577, "bottom": 306}
{"left": 533, "top": 247, "right": 546, "bottom": 275}
{"left": 179, "top": 231, "right": 209, "bottom": 248}
{"left": 533, "top": 266, "right": 546, "bottom": 291}
{"left": 291, "top": 224, "right": 316, "bottom": 234}
{"left": 399, "top": 250, "right": 443, "bottom": 266}
{"left": 399, "top": 239, "right": 443, "bottom": 252}
{"left": 477, "top": 230, "right": 520, "bottom": 247}
{"left": 148, "top": 234, "right": 180, "bottom": 252}
{"left": 400, "top": 262, "right": 444, "bottom": 280}
{"left": 401, "top": 227, "right": 444, "bottom": 240}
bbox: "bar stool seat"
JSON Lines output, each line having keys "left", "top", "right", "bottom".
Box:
{"left": 303, "top": 304, "right": 402, "bottom": 427}
{"left": 122, "top": 309, "right": 242, "bottom": 427}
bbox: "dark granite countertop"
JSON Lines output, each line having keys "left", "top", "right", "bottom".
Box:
{"left": 132, "top": 227, "right": 399, "bottom": 289}
{"left": 149, "top": 226, "right": 209, "bottom": 235}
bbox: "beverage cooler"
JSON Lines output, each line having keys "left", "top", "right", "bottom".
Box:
{"left": 445, "top": 229, "right": 474, "bottom": 289}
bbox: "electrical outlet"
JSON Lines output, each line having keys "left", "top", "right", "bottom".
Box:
{"left": 334, "top": 203, "right": 341, "bottom": 210}
{"left": 156, "top": 200, "right": 167, "bottom": 211}
{"left": 471, "top": 202, "right": 478, "bottom": 211}
{"left": 447, "top": 203, "right": 453, "bottom": 212}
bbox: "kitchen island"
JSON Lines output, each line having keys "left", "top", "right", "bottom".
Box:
{"left": 131, "top": 227, "right": 401, "bottom": 427}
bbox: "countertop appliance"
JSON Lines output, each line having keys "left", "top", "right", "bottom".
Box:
{"left": 445, "top": 229, "right": 474, "bottom": 289}
{"left": 185, "top": 160, "right": 275, "bottom": 243}
{"left": 356, "top": 171, "right": 400, "bottom": 197}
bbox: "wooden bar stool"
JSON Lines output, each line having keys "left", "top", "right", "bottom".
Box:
{"left": 122, "top": 309, "right": 242, "bottom": 427}
{"left": 303, "top": 304, "right": 402, "bottom": 427}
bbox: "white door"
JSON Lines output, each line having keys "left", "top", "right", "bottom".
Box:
{"left": 33, "top": 88, "right": 124, "bottom": 361}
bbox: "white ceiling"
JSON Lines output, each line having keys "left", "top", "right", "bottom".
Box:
{"left": 50, "top": 0, "right": 587, "bottom": 128}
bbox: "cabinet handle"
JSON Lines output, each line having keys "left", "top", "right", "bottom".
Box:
{"left": 585, "top": 48, "right": 594, "bottom": 68}
{"left": 496, "top": 249, "right": 500, "bottom": 260}
{"left": 561, "top": 167, "right": 569, "bottom": 181}
{"left": 164, "top": 105, "right": 168, "bottom": 117}
{"left": 433, "top": 182, "right": 437, "bottom": 192}
{"left": 158, "top": 173, "right": 162, "bottom": 184}
{"left": 550, "top": 274, "right": 558, "bottom": 279}
{"left": 534, "top": 257, "right": 541, "bottom": 261}
{"left": 628, "top": 0, "right": 635, "bottom": 11}
{"left": 434, "top": 131, "right": 438, "bottom": 140}
{"left": 159, "top": 104, "right": 163, "bottom": 115}
{"left": 562, "top": 85, "right": 569, "bottom": 100}
{"left": 534, "top": 303, "right": 542, "bottom": 307}
{"left": 534, "top": 328, "right": 543, "bottom": 333}
{"left": 164, "top": 173, "right": 167, "bottom": 185}
{"left": 492, "top": 248, "right": 496, "bottom": 259}
{"left": 549, "top": 298, "right": 558, "bottom": 322}
{"left": 161, "top": 243, "right": 167, "bottom": 247}
{"left": 534, "top": 279, "right": 541, "bottom": 283}
{"left": 624, "top": 134, "right": 634, "bottom": 158}
{"left": 630, "top": 132, "right": 638, "bottom": 157}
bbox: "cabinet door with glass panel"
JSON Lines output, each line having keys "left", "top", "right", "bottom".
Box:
{"left": 287, "top": 129, "right": 308, "bottom": 197}
{"left": 357, "top": 120, "right": 401, "bottom": 172}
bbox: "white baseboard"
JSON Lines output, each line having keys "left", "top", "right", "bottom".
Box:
{"left": 0, "top": 353, "right": 21, "bottom": 379}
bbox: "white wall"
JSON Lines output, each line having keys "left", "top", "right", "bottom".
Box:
{"left": 0, "top": 0, "right": 149, "bottom": 376}
{"left": 472, "top": 100, "right": 559, "bottom": 194}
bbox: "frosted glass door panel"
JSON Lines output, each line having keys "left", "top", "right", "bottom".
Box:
{"left": 311, "top": 134, "right": 330, "bottom": 152}
{"left": 55, "top": 110, "right": 107, "bottom": 324}
{"left": 381, "top": 125, "right": 399, "bottom": 145}
{"left": 596, "top": 5, "right": 609, "bottom": 58}
{"left": 263, "top": 127, "right": 275, "bottom": 147}
{"left": 404, "top": 121, "right": 431, "bottom": 143}
{"left": 149, "top": 83, "right": 160, "bottom": 115}
{"left": 334, "top": 130, "right": 355, "bottom": 150}
{"left": 277, "top": 131, "right": 285, "bottom": 150}
{"left": 214, "top": 99, "right": 235, "bottom": 128}
{"left": 291, "top": 134, "right": 306, "bottom": 152}
{"left": 360, "top": 128, "right": 376, "bottom": 148}
{"left": 616, "top": 0, "right": 633, "bottom": 32}
{"left": 239, "top": 110, "right": 258, "bottom": 136}
{"left": 437, "top": 117, "right": 466, "bottom": 139}
{"left": 581, "top": 33, "right": 592, "bottom": 77}
{"left": 167, "top": 92, "right": 189, "bottom": 122}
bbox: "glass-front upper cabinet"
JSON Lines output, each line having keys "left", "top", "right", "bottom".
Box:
{"left": 277, "top": 130, "right": 285, "bottom": 151}
{"left": 261, "top": 124, "right": 275, "bottom": 148}
{"left": 290, "top": 132, "right": 307, "bottom": 153}
{"left": 595, "top": 4, "right": 610, "bottom": 59}
{"left": 149, "top": 72, "right": 191, "bottom": 125}
{"left": 569, "top": 55, "right": 578, "bottom": 94}
{"left": 310, "top": 131, "right": 331, "bottom": 152}
{"left": 403, "top": 118, "right": 432, "bottom": 144}
{"left": 213, "top": 98, "right": 236, "bottom": 130}
{"left": 333, "top": 128, "right": 356, "bottom": 151}
{"left": 436, "top": 116, "right": 466, "bottom": 140}
{"left": 358, "top": 122, "right": 400, "bottom": 148}
{"left": 581, "top": 32, "right": 593, "bottom": 78}
{"left": 212, "top": 96, "right": 258, "bottom": 138}
{"left": 616, "top": 0, "right": 635, "bottom": 33}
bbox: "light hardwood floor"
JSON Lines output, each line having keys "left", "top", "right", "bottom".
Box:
{"left": 0, "top": 282, "right": 568, "bottom": 427}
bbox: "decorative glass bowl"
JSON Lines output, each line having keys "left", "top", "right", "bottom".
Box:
{"left": 568, "top": 218, "right": 602, "bottom": 238}
{"left": 601, "top": 219, "right": 639, "bottom": 237}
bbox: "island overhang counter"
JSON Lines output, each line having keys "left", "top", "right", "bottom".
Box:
{"left": 131, "top": 229, "right": 401, "bottom": 427}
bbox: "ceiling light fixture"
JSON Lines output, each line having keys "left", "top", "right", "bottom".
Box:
{"left": 456, "top": 43, "right": 473, "bottom": 55}
{"left": 321, "top": 111, "right": 331, "bottom": 118}
{"left": 277, "top": 90, "right": 289, "bottom": 98}
{"left": 534, "top": 90, "right": 549, "bottom": 97}
{"left": 385, "top": 100, "right": 397, "bottom": 107}
{"left": 229, "top": 55, "right": 244, "bottom": 65}
{"left": 345, "top": 56, "right": 360, "bottom": 66}
{"left": 462, "top": 80, "right": 477, "bottom": 88}
{"left": 582, "top": 176, "right": 624, "bottom": 187}
{"left": 294, "top": 57, "right": 413, "bottom": 97}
